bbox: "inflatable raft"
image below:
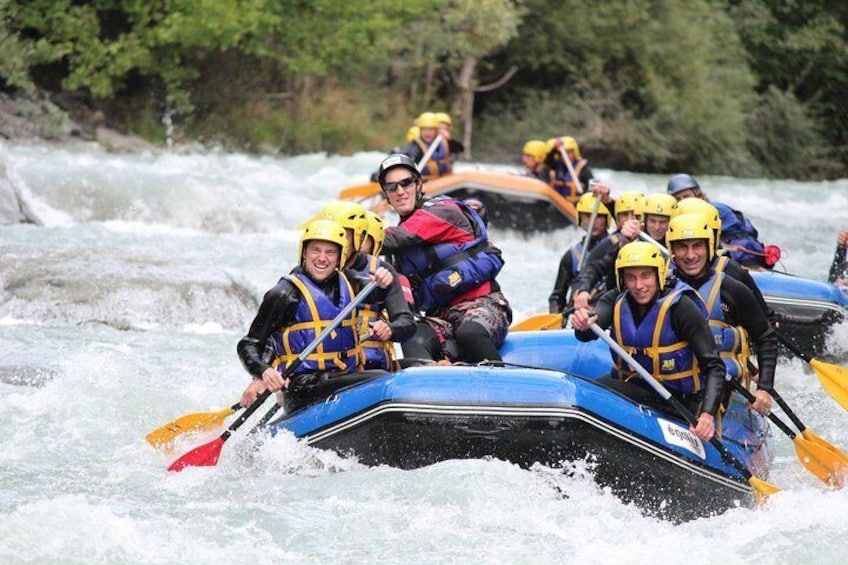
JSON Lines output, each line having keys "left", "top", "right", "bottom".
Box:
{"left": 267, "top": 331, "right": 772, "bottom": 522}
{"left": 340, "top": 171, "right": 578, "bottom": 231}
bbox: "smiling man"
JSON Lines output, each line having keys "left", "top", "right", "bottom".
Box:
{"left": 376, "top": 154, "right": 511, "bottom": 364}
{"left": 570, "top": 241, "right": 726, "bottom": 441}
{"left": 666, "top": 213, "right": 777, "bottom": 415}
{"left": 236, "top": 218, "right": 394, "bottom": 414}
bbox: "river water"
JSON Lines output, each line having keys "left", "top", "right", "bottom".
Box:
{"left": 1, "top": 143, "right": 847, "bottom": 564}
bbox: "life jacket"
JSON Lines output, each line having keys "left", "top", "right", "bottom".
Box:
{"left": 394, "top": 198, "right": 504, "bottom": 312}
{"left": 357, "top": 255, "right": 395, "bottom": 371}
{"left": 695, "top": 256, "right": 751, "bottom": 384}
{"left": 611, "top": 280, "right": 708, "bottom": 394}
{"left": 551, "top": 158, "right": 587, "bottom": 203}
{"left": 415, "top": 137, "right": 452, "bottom": 180}
{"left": 269, "top": 269, "right": 363, "bottom": 376}
{"left": 712, "top": 201, "right": 769, "bottom": 268}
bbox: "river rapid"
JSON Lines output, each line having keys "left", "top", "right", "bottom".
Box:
{"left": 1, "top": 142, "right": 847, "bottom": 564}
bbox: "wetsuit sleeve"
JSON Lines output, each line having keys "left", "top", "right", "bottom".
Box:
{"left": 670, "top": 295, "right": 725, "bottom": 416}
{"left": 829, "top": 243, "right": 847, "bottom": 283}
{"left": 377, "top": 259, "right": 416, "bottom": 342}
{"left": 571, "top": 241, "right": 616, "bottom": 294}
{"left": 725, "top": 259, "right": 775, "bottom": 322}
{"left": 722, "top": 278, "right": 778, "bottom": 391}
{"left": 236, "top": 279, "right": 300, "bottom": 379}
{"left": 343, "top": 267, "right": 390, "bottom": 304}
{"left": 579, "top": 164, "right": 594, "bottom": 190}
{"left": 573, "top": 288, "right": 617, "bottom": 341}
{"left": 549, "top": 250, "right": 575, "bottom": 313}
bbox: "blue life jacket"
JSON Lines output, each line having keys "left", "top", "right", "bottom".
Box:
{"left": 712, "top": 201, "right": 766, "bottom": 267}
{"left": 611, "top": 280, "right": 708, "bottom": 394}
{"left": 357, "top": 255, "right": 395, "bottom": 371}
{"left": 694, "top": 256, "right": 750, "bottom": 382}
{"left": 269, "top": 269, "right": 362, "bottom": 376}
{"left": 415, "top": 138, "right": 452, "bottom": 180}
{"left": 394, "top": 198, "right": 504, "bottom": 312}
{"left": 551, "top": 158, "right": 587, "bottom": 202}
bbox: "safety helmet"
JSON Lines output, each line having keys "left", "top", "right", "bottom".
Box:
{"left": 435, "top": 112, "right": 452, "bottom": 126}
{"left": 364, "top": 211, "right": 385, "bottom": 256}
{"left": 614, "top": 191, "right": 647, "bottom": 220}
{"left": 576, "top": 192, "right": 611, "bottom": 218}
{"left": 672, "top": 197, "right": 722, "bottom": 246}
{"left": 298, "top": 219, "right": 348, "bottom": 268}
{"left": 667, "top": 173, "right": 702, "bottom": 197}
{"left": 378, "top": 153, "right": 421, "bottom": 185}
{"left": 405, "top": 126, "right": 420, "bottom": 143}
{"left": 319, "top": 201, "right": 369, "bottom": 255}
{"left": 417, "top": 112, "right": 440, "bottom": 129}
{"left": 522, "top": 139, "right": 549, "bottom": 163}
{"left": 644, "top": 193, "right": 677, "bottom": 218}
{"left": 615, "top": 241, "right": 668, "bottom": 291}
{"left": 561, "top": 136, "right": 582, "bottom": 160}
{"left": 666, "top": 213, "right": 716, "bottom": 261}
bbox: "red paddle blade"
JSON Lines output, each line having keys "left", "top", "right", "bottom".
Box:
{"left": 167, "top": 437, "right": 226, "bottom": 472}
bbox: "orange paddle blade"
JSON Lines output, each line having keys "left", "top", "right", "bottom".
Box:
{"left": 510, "top": 313, "right": 562, "bottom": 331}
{"left": 793, "top": 435, "right": 847, "bottom": 488}
{"left": 339, "top": 182, "right": 381, "bottom": 201}
{"left": 146, "top": 404, "right": 239, "bottom": 448}
{"left": 811, "top": 359, "right": 848, "bottom": 411}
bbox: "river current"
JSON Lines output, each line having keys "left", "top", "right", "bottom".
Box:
{"left": 1, "top": 143, "right": 847, "bottom": 564}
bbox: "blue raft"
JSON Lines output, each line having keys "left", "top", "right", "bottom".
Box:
{"left": 267, "top": 330, "right": 773, "bottom": 522}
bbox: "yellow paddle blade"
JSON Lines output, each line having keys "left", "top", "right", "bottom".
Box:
{"left": 510, "top": 313, "right": 562, "bottom": 331}
{"left": 145, "top": 405, "right": 238, "bottom": 447}
{"left": 801, "top": 429, "right": 848, "bottom": 465}
{"left": 750, "top": 476, "right": 781, "bottom": 505}
{"left": 339, "top": 182, "right": 381, "bottom": 201}
{"left": 793, "top": 436, "right": 848, "bottom": 488}
{"left": 811, "top": 359, "right": 848, "bottom": 411}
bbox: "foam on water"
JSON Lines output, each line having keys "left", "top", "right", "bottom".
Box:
{"left": 1, "top": 143, "right": 847, "bottom": 563}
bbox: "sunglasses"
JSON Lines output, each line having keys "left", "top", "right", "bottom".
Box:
{"left": 382, "top": 176, "right": 417, "bottom": 193}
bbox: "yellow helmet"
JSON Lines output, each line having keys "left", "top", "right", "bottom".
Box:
{"left": 672, "top": 197, "right": 722, "bottom": 244}
{"left": 522, "top": 139, "right": 549, "bottom": 162}
{"left": 405, "top": 126, "right": 420, "bottom": 143}
{"left": 435, "top": 112, "right": 452, "bottom": 126}
{"left": 365, "top": 211, "right": 385, "bottom": 256}
{"left": 644, "top": 193, "right": 677, "bottom": 218}
{"left": 576, "top": 192, "right": 611, "bottom": 218}
{"left": 417, "top": 112, "right": 440, "bottom": 129}
{"left": 614, "top": 191, "right": 646, "bottom": 220}
{"left": 666, "top": 213, "right": 716, "bottom": 260}
{"left": 561, "top": 136, "right": 582, "bottom": 160}
{"left": 318, "top": 201, "right": 368, "bottom": 256}
{"left": 615, "top": 241, "right": 668, "bottom": 291}
{"left": 299, "top": 219, "right": 348, "bottom": 267}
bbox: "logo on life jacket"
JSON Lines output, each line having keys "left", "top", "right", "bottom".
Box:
{"left": 661, "top": 359, "right": 676, "bottom": 371}
{"left": 448, "top": 271, "right": 463, "bottom": 287}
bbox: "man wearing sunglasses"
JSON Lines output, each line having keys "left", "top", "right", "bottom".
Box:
{"left": 376, "top": 154, "right": 512, "bottom": 364}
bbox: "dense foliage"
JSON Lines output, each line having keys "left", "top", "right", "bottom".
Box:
{"left": 1, "top": 0, "right": 845, "bottom": 179}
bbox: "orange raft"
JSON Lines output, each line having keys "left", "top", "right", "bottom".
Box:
{"left": 340, "top": 171, "right": 578, "bottom": 232}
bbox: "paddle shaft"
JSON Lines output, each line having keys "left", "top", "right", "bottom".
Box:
{"left": 576, "top": 191, "right": 601, "bottom": 274}
{"left": 558, "top": 146, "right": 583, "bottom": 195}
{"left": 638, "top": 231, "right": 670, "bottom": 257}
{"left": 769, "top": 388, "right": 811, "bottom": 434}
{"left": 589, "top": 323, "right": 758, "bottom": 481}
{"left": 776, "top": 332, "right": 813, "bottom": 363}
{"left": 416, "top": 134, "right": 444, "bottom": 173}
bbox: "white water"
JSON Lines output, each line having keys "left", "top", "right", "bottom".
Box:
{"left": 1, "top": 142, "right": 847, "bottom": 564}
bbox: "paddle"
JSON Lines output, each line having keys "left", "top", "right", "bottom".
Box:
{"left": 416, "top": 133, "right": 444, "bottom": 173}
{"left": 146, "top": 402, "right": 242, "bottom": 448}
{"left": 589, "top": 323, "right": 780, "bottom": 502}
{"left": 510, "top": 307, "right": 575, "bottom": 332}
{"left": 560, "top": 194, "right": 602, "bottom": 329}
{"left": 726, "top": 379, "right": 846, "bottom": 487}
{"left": 777, "top": 333, "right": 848, "bottom": 411}
{"left": 638, "top": 232, "right": 670, "bottom": 256}
{"left": 558, "top": 146, "right": 583, "bottom": 199}
{"left": 339, "top": 182, "right": 381, "bottom": 201}
{"left": 167, "top": 280, "right": 379, "bottom": 472}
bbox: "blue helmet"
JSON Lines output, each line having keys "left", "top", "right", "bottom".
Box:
{"left": 667, "top": 174, "right": 701, "bottom": 196}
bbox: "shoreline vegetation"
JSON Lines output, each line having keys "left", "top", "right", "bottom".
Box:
{"left": 1, "top": 1, "right": 846, "bottom": 180}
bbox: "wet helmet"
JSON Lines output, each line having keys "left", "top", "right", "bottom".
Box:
{"left": 561, "top": 136, "right": 582, "bottom": 160}
{"left": 672, "top": 197, "right": 722, "bottom": 248}
{"left": 318, "top": 201, "right": 369, "bottom": 255}
{"left": 298, "top": 219, "right": 348, "bottom": 268}
{"left": 615, "top": 241, "right": 668, "bottom": 291}
{"left": 417, "top": 112, "right": 440, "bottom": 129}
{"left": 522, "top": 140, "right": 549, "bottom": 163}
{"left": 667, "top": 174, "right": 702, "bottom": 197}
{"left": 405, "top": 126, "right": 420, "bottom": 143}
{"left": 576, "top": 192, "right": 611, "bottom": 218}
{"left": 644, "top": 193, "right": 677, "bottom": 218}
{"left": 435, "top": 112, "right": 452, "bottom": 127}
{"left": 666, "top": 213, "right": 716, "bottom": 261}
{"left": 614, "top": 191, "right": 647, "bottom": 220}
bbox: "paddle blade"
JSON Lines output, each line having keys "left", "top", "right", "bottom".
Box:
{"left": 801, "top": 429, "right": 848, "bottom": 464}
{"left": 794, "top": 435, "right": 848, "bottom": 488}
{"left": 339, "top": 182, "right": 381, "bottom": 201}
{"left": 146, "top": 405, "right": 237, "bottom": 448}
{"left": 750, "top": 476, "right": 780, "bottom": 505}
{"left": 811, "top": 359, "right": 848, "bottom": 411}
{"left": 167, "top": 437, "right": 226, "bottom": 472}
{"left": 511, "top": 313, "right": 562, "bottom": 332}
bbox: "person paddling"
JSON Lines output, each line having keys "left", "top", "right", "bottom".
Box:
{"left": 237, "top": 219, "right": 394, "bottom": 414}
{"left": 545, "top": 135, "right": 594, "bottom": 202}
{"left": 570, "top": 241, "right": 726, "bottom": 441}
{"left": 377, "top": 154, "right": 512, "bottom": 364}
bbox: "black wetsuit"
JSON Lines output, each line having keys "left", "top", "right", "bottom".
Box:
{"left": 570, "top": 232, "right": 628, "bottom": 299}
{"left": 829, "top": 242, "right": 847, "bottom": 284}
{"left": 548, "top": 233, "right": 605, "bottom": 313}
{"left": 574, "top": 287, "right": 726, "bottom": 417}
